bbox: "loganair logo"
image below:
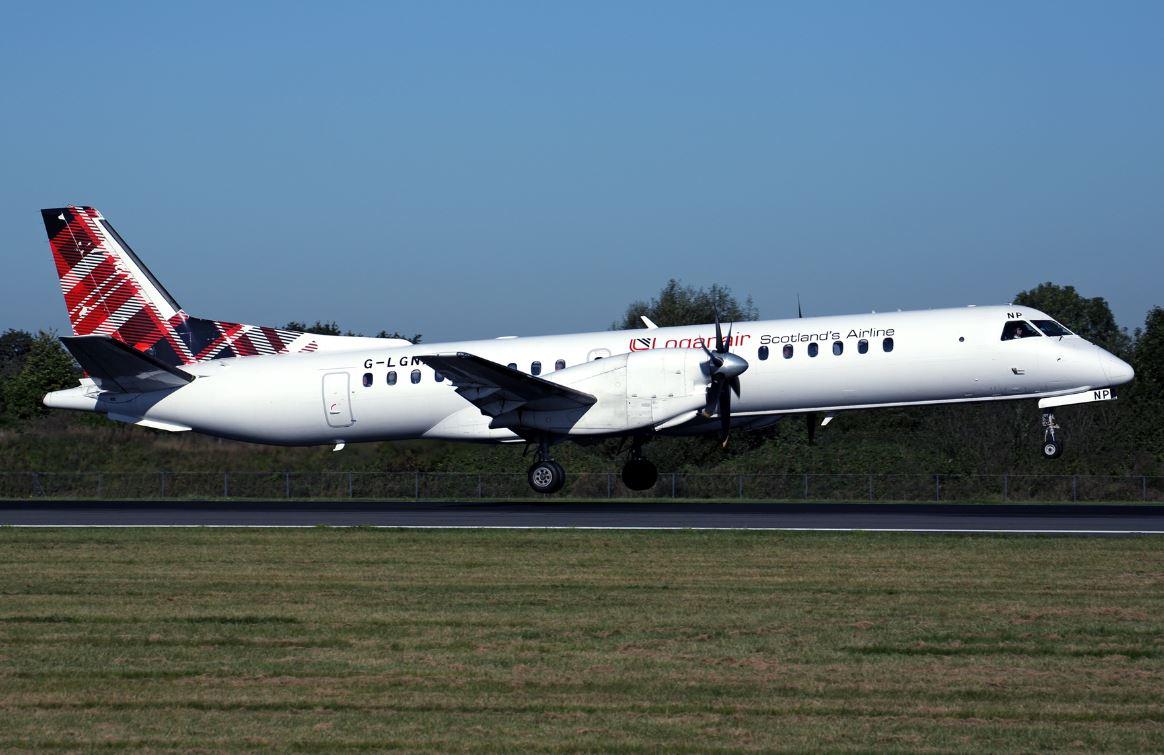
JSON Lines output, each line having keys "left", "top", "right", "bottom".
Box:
{"left": 630, "top": 337, "right": 655, "bottom": 352}
{"left": 629, "top": 334, "right": 750, "bottom": 352}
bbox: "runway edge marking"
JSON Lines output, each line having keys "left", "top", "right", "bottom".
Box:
{"left": 2, "top": 525, "right": 1163, "bottom": 534}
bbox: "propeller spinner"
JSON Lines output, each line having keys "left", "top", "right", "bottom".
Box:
{"left": 701, "top": 312, "right": 749, "bottom": 447}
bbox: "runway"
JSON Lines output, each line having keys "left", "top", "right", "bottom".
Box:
{"left": 0, "top": 500, "right": 1162, "bottom": 533}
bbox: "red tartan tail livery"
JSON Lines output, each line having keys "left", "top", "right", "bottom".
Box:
{"left": 41, "top": 206, "right": 309, "bottom": 366}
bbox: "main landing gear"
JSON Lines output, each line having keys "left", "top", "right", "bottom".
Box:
{"left": 1041, "top": 410, "right": 1064, "bottom": 459}
{"left": 525, "top": 435, "right": 659, "bottom": 494}
{"left": 621, "top": 437, "right": 658, "bottom": 491}
{"left": 527, "top": 437, "right": 566, "bottom": 494}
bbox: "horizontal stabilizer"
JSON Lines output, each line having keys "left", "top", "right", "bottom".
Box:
{"left": 60, "top": 335, "right": 195, "bottom": 393}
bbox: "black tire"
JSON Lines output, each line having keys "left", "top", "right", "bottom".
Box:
{"left": 1042, "top": 438, "right": 1064, "bottom": 459}
{"left": 621, "top": 459, "right": 659, "bottom": 491}
{"left": 528, "top": 460, "right": 565, "bottom": 494}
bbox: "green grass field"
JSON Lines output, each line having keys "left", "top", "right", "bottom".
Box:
{"left": 0, "top": 529, "right": 1161, "bottom": 751}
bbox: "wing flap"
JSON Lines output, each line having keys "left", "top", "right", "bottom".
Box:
{"left": 60, "top": 335, "right": 195, "bottom": 393}
{"left": 415, "top": 352, "right": 596, "bottom": 416}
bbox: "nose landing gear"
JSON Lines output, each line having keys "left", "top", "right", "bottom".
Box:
{"left": 1041, "top": 410, "right": 1064, "bottom": 459}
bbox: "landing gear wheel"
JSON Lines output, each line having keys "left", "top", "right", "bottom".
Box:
{"left": 528, "top": 460, "right": 566, "bottom": 494}
{"left": 1042, "top": 438, "right": 1064, "bottom": 459}
{"left": 621, "top": 458, "right": 658, "bottom": 491}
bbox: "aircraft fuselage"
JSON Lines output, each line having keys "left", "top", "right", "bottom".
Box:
{"left": 47, "top": 304, "right": 1133, "bottom": 446}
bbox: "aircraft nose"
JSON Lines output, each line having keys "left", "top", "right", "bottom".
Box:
{"left": 1100, "top": 350, "right": 1135, "bottom": 386}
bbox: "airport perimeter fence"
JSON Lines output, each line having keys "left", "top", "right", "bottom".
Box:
{"left": 0, "top": 472, "right": 1162, "bottom": 503}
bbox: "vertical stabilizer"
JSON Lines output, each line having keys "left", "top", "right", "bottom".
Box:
{"left": 41, "top": 205, "right": 309, "bottom": 366}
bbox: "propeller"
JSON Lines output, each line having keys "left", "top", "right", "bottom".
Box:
{"left": 701, "top": 310, "right": 749, "bottom": 447}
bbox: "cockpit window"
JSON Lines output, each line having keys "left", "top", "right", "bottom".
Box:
{"left": 1001, "top": 321, "right": 1041, "bottom": 340}
{"left": 1031, "top": 319, "right": 1073, "bottom": 337}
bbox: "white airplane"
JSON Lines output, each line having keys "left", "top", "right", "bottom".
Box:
{"left": 40, "top": 206, "right": 1134, "bottom": 493}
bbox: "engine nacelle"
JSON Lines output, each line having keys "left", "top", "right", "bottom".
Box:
{"left": 490, "top": 349, "right": 709, "bottom": 435}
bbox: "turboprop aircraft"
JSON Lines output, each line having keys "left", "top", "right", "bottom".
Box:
{"left": 40, "top": 206, "right": 1134, "bottom": 493}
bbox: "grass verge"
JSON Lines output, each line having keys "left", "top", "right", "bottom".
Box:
{"left": 0, "top": 529, "right": 1161, "bottom": 751}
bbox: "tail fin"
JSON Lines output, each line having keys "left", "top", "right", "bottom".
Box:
{"left": 42, "top": 206, "right": 307, "bottom": 366}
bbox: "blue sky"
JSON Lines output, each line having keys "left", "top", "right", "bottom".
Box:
{"left": 2, "top": 1, "right": 1161, "bottom": 342}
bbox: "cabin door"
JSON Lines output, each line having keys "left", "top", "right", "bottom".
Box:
{"left": 322, "top": 372, "right": 353, "bottom": 428}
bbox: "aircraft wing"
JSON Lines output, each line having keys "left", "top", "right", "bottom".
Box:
{"left": 415, "top": 352, "right": 596, "bottom": 417}
{"left": 60, "top": 335, "right": 195, "bottom": 393}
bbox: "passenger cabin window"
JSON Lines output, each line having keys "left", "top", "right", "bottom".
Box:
{"left": 808, "top": 342, "right": 819, "bottom": 358}
{"left": 783, "top": 344, "right": 793, "bottom": 359}
{"left": 507, "top": 362, "right": 517, "bottom": 370}
{"left": 555, "top": 359, "right": 566, "bottom": 371}
{"left": 387, "top": 371, "right": 397, "bottom": 385}
{"left": 758, "top": 345, "right": 769, "bottom": 361}
{"left": 410, "top": 369, "right": 421, "bottom": 384}
{"left": 832, "top": 341, "right": 843, "bottom": 356}
{"left": 435, "top": 371, "right": 445, "bottom": 383}
{"left": 531, "top": 361, "right": 542, "bottom": 376}
{"left": 883, "top": 337, "right": 894, "bottom": 352}
{"left": 1032, "top": 319, "right": 1073, "bottom": 337}
{"left": 362, "top": 372, "right": 373, "bottom": 387}
{"left": 858, "top": 339, "right": 869, "bottom": 354}
{"left": 1001, "top": 321, "right": 1041, "bottom": 341}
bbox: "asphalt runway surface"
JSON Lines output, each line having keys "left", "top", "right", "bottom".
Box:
{"left": 0, "top": 500, "right": 1162, "bottom": 533}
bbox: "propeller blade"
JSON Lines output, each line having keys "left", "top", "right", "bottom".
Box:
{"left": 724, "top": 321, "right": 733, "bottom": 353}
{"left": 719, "top": 388, "right": 731, "bottom": 447}
{"left": 702, "top": 374, "right": 722, "bottom": 416}
{"left": 729, "top": 375, "right": 741, "bottom": 398}
{"left": 702, "top": 344, "right": 723, "bottom": 369}
{"left": 714, "top": 309, "right": 724, "bottom": 353}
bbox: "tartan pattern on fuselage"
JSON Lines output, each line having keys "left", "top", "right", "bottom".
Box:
{"left": 42, "top": 205, "right": 305, "bottom": 367}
